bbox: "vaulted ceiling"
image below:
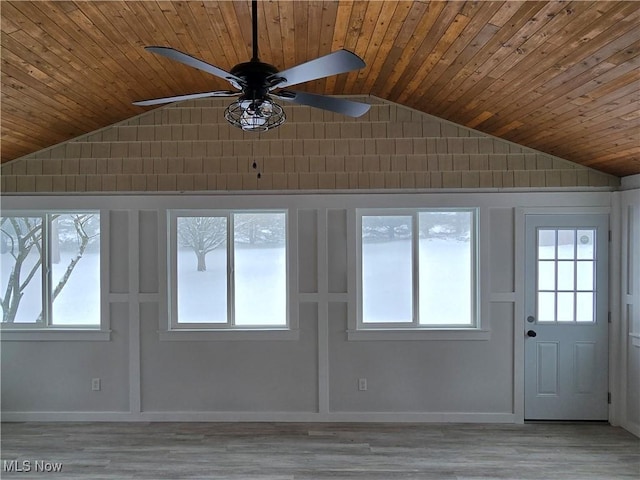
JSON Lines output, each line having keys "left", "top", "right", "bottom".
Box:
{"left": 2, "top": 1, "right": 639, "bottom": 176}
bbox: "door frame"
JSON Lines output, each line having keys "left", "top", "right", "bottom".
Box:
{"left": 514, "top": 206, "right": 614, "bottom": 424}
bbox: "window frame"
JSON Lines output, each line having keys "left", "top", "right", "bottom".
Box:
{"left": 168, "top": 209, "right": 290, "bottom": 331}
{"left": 356, "top": 207, "right": 480, "bottom": 331}
{"left": 0, "top": 210, "right": 108, "bottom": 339}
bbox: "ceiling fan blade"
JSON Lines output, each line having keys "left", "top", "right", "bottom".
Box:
{"left": 145, "top": 46, "right": 244, "bottom": 87}
{"left": 133, "top": 90, "right": 239, "bottom": 106}
{"left": 273, "top": 91, "right": 370, "bottom": 118}
{"left": 268, "top": 50, "right": 365, "bottom": 89}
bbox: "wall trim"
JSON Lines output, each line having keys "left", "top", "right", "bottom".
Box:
{"left": 0, "top": 330, "right": 111, "bottom": 342}
{"left": 0, "top": 187, "right": 618, "bottom": 198}
{"left": 346, "top": 329, "right": 491, "bottom": 341}
{"left": 0, "top": 191, "right": 615, "bottom": 212}
{"left": 0, "top": 411, "right": 516, "bottom": 424}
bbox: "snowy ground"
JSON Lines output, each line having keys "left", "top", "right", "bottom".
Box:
{"left": 363, "top": 238, "right": 472, "bottom": 325}
{"left": 0, "top": 251, "right": 100, "bottom": 325}
{"left": 177, "top": 245, "right": 286, "bottom": 325}
{"left": 0, "top": 230, "right": 598, "bottom": 327}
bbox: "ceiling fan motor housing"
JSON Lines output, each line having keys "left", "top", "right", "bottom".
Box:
{"left": 229, "top": 61, "right": 282, "bottom": 99}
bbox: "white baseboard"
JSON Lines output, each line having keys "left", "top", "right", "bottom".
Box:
{"left": 1, "top": 411, "right": 136, "bottom": 422}
{"left": 1, "top": 410, "right": 515, "bottom": 424}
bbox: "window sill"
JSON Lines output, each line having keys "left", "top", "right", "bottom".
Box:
{"left": 347, "top": 328, "right": 491, "bottom": 341}
{"left": 159, "top": 328, "right": 300, "bottom": 341}
{"left": 0, "top": 329, "right": 111, "bottom": 342}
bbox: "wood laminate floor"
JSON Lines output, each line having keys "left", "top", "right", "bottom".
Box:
{"left": 1, "top": 422, "right": 638, "bottom": 479}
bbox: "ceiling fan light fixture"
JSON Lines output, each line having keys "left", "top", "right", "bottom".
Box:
{"left": 224, "top": 97, "right": 285, "bottom": 132}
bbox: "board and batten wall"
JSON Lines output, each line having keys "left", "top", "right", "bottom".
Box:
{"left": 0, "top": 98, "right": 637, "bottom": 435}
{"left": 0, "top": 191, "right": 615, "bottom": 424}
{"left": 615, "top": 176, "right": 640, "bottom": 437}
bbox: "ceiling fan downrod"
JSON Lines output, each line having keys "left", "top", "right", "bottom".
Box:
{"left": 252, "top": 0, "right": 259, "bottom": 62}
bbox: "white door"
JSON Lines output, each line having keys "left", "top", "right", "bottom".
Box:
{"left": 524, "top": 214, "right": 609, "bottom": 420}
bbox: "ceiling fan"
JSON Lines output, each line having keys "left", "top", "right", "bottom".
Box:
{"left": 133, "top": 0, "right": 370, "bottom": 132}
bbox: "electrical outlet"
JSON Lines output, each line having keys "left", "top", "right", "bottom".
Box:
{"left": 358, "top": 378, "right": 367, "bottom": 391}
{"left": 91, "top": 378, "right": 101, "bottom": 391}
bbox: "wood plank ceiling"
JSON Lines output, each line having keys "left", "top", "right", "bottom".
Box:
{"left": 2, "top": 1, "right": 639, "bottom": 176}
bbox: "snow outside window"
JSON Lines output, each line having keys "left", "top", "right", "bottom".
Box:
{"left": 172, "top": 211, "right": 287, "bottom": 329}
{"left": 0, "top": 213, "right": 101, "bottom": 328}
{"left": 359, "top": 209, "right": 477, "bottom": 328}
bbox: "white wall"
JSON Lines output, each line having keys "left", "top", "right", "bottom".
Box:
{"left": 2, "top": 189, "right": 632, "bottom": 428}
{"left": 140, "top": 302, "right": 319, "bottom": 413}
{"left": 615, "top": 176, "right": 640, "bottom": 436}
{"left": 1, "top": 305, "right": 129, "bottom": 412}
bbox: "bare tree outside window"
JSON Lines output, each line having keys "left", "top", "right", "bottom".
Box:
{"left": 0, "top": 214, "right": 100, "bottom": 325}
{"left": 177, "top": 214, "right": 286, "bottom": 272}
{"left": 0, "top": 217, "right": 43, "bottom": 323}
{"left": 177, "top": 217, "right": 227, "bottom": 272}
{"left": 50, "top": 214, "right": 100, "bottom": 325}
{"left": 175, "top": 213, "right": 287, "bottom": 326}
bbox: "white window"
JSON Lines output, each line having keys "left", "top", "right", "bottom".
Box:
{"left": 170, "top": 211, "right": 288, "bottom": 329}
{"left": 358, "top": 209, "right": 478, "bottom": 329}
{"left": 0, "top": 212, "right": 101, "bottom": 328}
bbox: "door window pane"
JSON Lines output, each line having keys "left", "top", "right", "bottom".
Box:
{"left": 538, "top": 261, "right": 555, "bottom": 291}
{"left": 557, "top": 292, "right": 575, "bottom": 322}
{"left": 577, "top": 230, "right": 594, "bottom": 259}
{"left": 557, "top": 230, "right": 575, "bottom": 259}
{"left": 538, "top": 230, "right": 556, "bottom": 259}
{"left": 177, "top": 217, "right": 227, "bottom": 323}
{"left": 576, "top": 292, "right": 594, "bottom": 322}
{"left": 557, "top": 261, "right": 575, "bottom": 291}
{"left": 576, "top": 261, "right": 594, "bottom": 291}
{"left": 0, "top": 217, "right": 43, "bottom": 323}
{"left": 362, "top": 215, "right": 413, "bottom": 323}
{"left": 538, "top": 292, "right": 555, "bottom": 322}
{"left": 51, "top": 214, "right": 101, "bottom": 325}
{"left": 234, "top": 213, "right": 286, "bottom": 326}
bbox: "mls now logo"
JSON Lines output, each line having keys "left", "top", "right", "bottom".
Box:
{"left": 3, "top": 459, "right": 63, "bottom": 473}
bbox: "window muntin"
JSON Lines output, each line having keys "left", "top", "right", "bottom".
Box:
{"left": 359, "top": 209, "right": 477, "bottom": 329}
{"left": 1, "top": 213, "right": 101, "bottom": 328}
{"left": 536, "top": 228, "right": 596, "bottom": 323}
{"left": 172, "top": 211, "right": 287, "bottom": 329}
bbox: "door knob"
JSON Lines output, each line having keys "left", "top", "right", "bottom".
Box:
{"left": 526, "top": 330, "right": 537, "bottom": 338}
